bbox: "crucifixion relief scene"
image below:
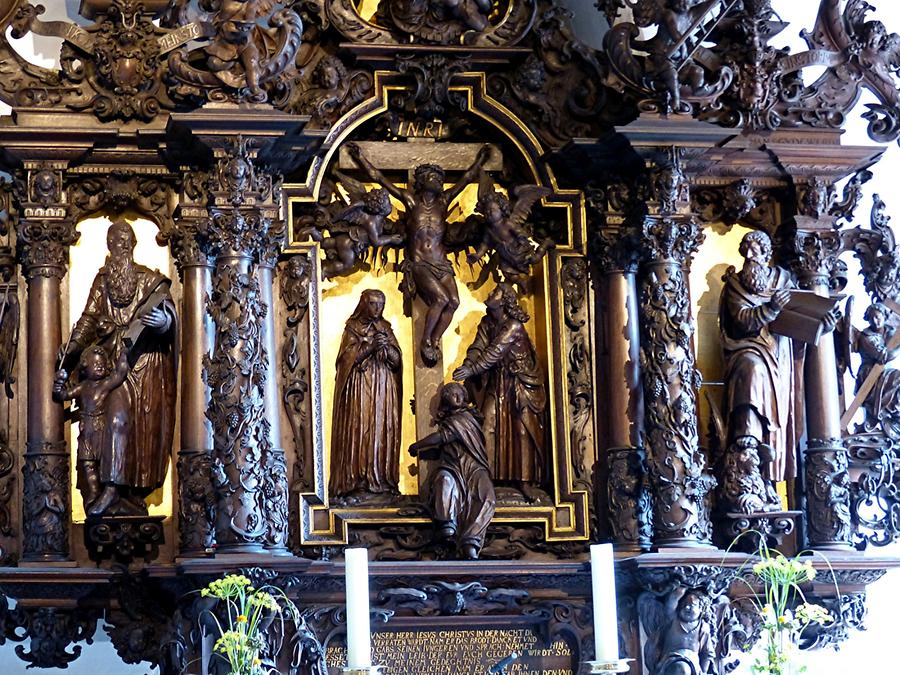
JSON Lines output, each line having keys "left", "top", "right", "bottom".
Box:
{"left": 0, "top": 1, "right": 899, "bottom": 674}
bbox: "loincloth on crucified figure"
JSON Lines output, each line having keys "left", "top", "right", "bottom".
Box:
{"left": 398, "top": 258, "right": 454, "bottom": 300}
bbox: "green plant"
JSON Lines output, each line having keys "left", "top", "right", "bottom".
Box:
{"left": 738, "top": 544, "right": 833, "bottom": 675}
{"left": 200, "top": 574, "right": 289, "bottom": 675}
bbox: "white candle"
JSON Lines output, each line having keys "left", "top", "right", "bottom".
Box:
{"left": 590, "top": 543, "right": 619, "bottom": 663}
{"left": 345, "top": 547, "right": 372, "bottom": 668}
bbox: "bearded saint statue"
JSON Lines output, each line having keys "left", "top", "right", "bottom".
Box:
{"left": 719, "top": 230, "right": 801, "bottom": 511}
{"left": 58, "top": 220, "right": 177, "bottom": 517}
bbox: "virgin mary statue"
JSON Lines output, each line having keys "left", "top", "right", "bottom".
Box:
{"left": 330, "top": 289, "right": 403, "bottom": 497}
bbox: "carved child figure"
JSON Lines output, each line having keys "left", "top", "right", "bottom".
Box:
{"left": 468, "top": 180, "right": 553, "bottom": 289}
{"left": 53, "top": 345, "right": 129, "bottom": 515}
{"left": 309, "top": 187, "right": 402, "bottom": 278}
{"left": 206, "top": 0, "right": 278, "bottom": 99}
{"left": 409, "top": 383, "right": 496, "bottom": 559}
{"left": 644, "top": 587, "right": 714, "bottom": 675}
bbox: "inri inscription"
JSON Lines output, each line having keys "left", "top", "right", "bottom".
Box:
{"left": 326, "top": 627, "right": 574, "bottom": 674}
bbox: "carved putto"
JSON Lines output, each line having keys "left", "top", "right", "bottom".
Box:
{"left": 604, "top": 0, "right": 734, "bottom": 113}
{"left": 167, "top": 0, "right": 303, "bottom": 103}
{"left": 467, "top": 171, "right": 552, "bottom": 289}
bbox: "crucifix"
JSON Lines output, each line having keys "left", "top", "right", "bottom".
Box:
{"left": 338, "top": 139, "right": 502, "bottom": 487}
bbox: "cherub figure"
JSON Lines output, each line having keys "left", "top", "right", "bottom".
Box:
{"left": 641, "top": 587, "right": 715, "bottom": 675}
{"left": 205, "top": 0, "right": 277, "bottom": 99}
{"left": 53, "top": 345, "right": 129, "bottom": 515}
{"left": 636, "top": 0, "right": 718, "bottom": 110}
{"left": 467, "top": 172, "right": 553, "bottom": 289}
{"left": 308, "top": 173, "right": 403, "bottom": 279}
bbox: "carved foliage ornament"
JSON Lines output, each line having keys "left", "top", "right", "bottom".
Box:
{"left": 639, "top": 217, "right": 715, "bottom": 544}
{"left": 487, "top": 5, "right": 609, "bottom": 148}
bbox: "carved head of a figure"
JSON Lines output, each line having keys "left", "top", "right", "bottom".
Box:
{"left": 313, "top": 56, "right": 346, "bottom": 91}
{"left": 107, "top": 220, "right": 137, "bottom": 258}
{"left": 676, "top": 590, "right": 707, "bottom": 625}
{"left": 80, "top": 346, "right": 112, "bottom": 381}
{"left": 476, "top": 191, "right": 511, "bottom": 225}
{"left": 364, "top": 188, "right": 392, "bottom": 217}
{"left": 486, "top": 283, "right": 529, "bottom": 323}
{"left": 439, "top": 381, "right": 469, "bottom": 412}
{"left": 738, "top": 230, "right": 772, "bottom": 265}
{"left": 413, "top": 164, "right": 445, "bottom": 194}
{"left": 865, "top": 302, "right": 889, "bottom": 330}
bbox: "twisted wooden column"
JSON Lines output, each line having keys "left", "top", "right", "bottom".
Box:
{"left": 638, "top": 214, "right": 715, "bottom": 547}
{"left": 17, "top": 168, "right": 78, "bottom": 562}
{"left": 199, "top": 139, "right": 286, "bottom": 554}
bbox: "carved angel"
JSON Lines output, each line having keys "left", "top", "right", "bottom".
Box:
{"left": 305, "top": 171, "right": 403, "bottom": 279}
{"left": 168, "top": 0, "right": 303, "bottom": 103}
{"left": 292, "top": 56, "right": 373, "bottom": 127}
{"left": 639, "top": 587, "right": 715, "bottom": 675}
{"left": 466, "top": 171, "right": 553, "bottom": 289}
{"left": 605, "top": 0, "right": 732, "bottom": 112}
{"left": 800, "top": 0, "right": 900, "bottom": 143}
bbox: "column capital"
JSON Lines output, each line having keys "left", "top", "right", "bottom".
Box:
{"left": 640, "top": 215, "right": 705, "bottom": 266}
{"left": 783, "top": 217, "right": 843, "bottom": 290}
{"left": 15, "top": 166, "right": 78, "bottom": 279}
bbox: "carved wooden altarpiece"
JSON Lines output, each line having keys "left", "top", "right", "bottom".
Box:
{"left": 0, "top": 1, "right": 897, "bottom": 673}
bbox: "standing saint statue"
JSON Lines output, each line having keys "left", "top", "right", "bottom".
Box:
{"left": 409, "top": 383, "right": 496, "bottom": 559}
{"left": 719, "top": 230, "right": 815, "bottom": 512}
{"left": 347, "top": 142, "right": 491, "bottom": 365}
{"left": 57, "top": 220, "right": 177, "bottom": 516}
{"left": 453, "top": 283, "right": 547, "bottom": 500}
{"left": 330, "top": 289, "right": 403, "bottom": 497}
{"left": 855, "top": 302, "right": 900, "bottom": 439}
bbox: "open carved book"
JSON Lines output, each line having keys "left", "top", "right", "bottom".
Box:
{"left": 769, "top": 289, "right": 843, "bottom": 345}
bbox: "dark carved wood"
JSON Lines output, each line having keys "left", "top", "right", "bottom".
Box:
{"left": 0, "top": 1, "right": 896, "bottom": 672}
{"left": 637, "top": 156, "right": 715, "bottom": 547}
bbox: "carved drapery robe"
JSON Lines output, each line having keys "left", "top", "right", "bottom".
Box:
{"left": 430, "top": 409, "right": 496, "bottom": 551}
{"left": 70, "top": 265, "right": 177, "bottom": 492}
{"left": 330, "top": 304, "right": 402, "bottom": 496}
{"left": 720, "top": 266, "right": 801, "bottom": 482}
{"left": 461, "top": 316, "right": 547, "bottom": 484}
{"left": 857, "top": 324, "right": 900, "bottom": 437}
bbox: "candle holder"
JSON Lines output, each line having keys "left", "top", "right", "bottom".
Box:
{"left": 580, "top": 659, "right": 633, "bottom": 673}
{"left": 341, "top": 668, "right": 385, "bottom": 674}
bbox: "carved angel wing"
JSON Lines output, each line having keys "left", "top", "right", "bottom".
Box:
{"left": 835, "top": 296, "right": 857, "bottom": 382}
{"left": 331, "top": 202, "right": 368, "bottom": 228}
{"left": 333, "top": 169, "right": 369, "bottom": 206}
{"left": 508, "top": 185, "right": 551, "bottom": 229}
{"left": 637, "top": 592, "right": 667, "bottom": 667}
{"left": 802, "top": 0, "right": 853, "bottom": 52}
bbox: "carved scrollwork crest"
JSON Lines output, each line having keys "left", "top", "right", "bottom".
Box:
{"left": 319, "top": 0, "right": 536, "bottom": 46}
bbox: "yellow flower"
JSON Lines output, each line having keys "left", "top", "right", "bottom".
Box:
{"left": 237, "top": 614, "right": 248, "bottom": 623}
